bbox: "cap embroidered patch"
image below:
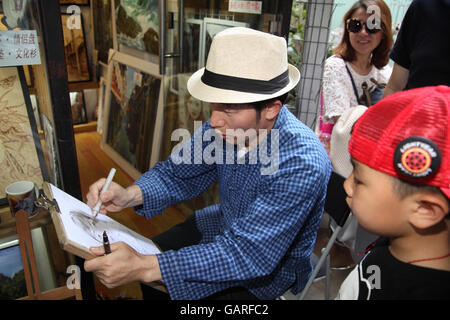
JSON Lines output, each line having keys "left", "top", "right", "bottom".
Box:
{"left": 394, "top": 136, "right": 441, "bottom": 178}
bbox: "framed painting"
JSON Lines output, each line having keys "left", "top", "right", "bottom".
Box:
{"left": 69, "top": 90, "right": 88, "bottom": 125}
{"left": 102, "top": 50, "right": 164, "bottom": 180}
{"left": 61, "top": 13, "right": 91, "bottom": 83}
{"left": 0, "top": 239, "right": 26, "bottom": 299}
{"left": 0, "top": 66, "right": 49, "bottom": 206}
{"left": 114, "top": 0, "right": 159, "bottom": 57}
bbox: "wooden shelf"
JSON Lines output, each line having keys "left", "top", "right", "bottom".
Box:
{"left": 68, "top": 81, "right": 99, "bottom": 92}
{"left": 73, "top": 120, "right": 97, "bottom": 133}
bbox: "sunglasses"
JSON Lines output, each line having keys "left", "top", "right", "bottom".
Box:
{"left": 347, "top": 18, "right": 381, "bottom": 34}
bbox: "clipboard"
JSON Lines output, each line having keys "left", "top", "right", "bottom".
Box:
{"left": 37, "top": 182, "right": 95, "bottom": 260}
{"left": 37, "top": 182, "right": 161, "bottom": 260}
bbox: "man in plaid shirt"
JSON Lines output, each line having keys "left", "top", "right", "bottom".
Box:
{"left": 85, "top": 28, "right": 331, "bottom": 300}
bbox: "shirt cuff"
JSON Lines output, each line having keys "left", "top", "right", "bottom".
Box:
{"left": 157, "top": 251, "right": 186, "bottom": 300}
{"left": 133, "top": 173, "right": 169, "bottom": 219}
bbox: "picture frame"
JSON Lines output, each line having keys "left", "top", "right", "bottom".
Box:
{"left": 61, "top": 13, "right": 91, "bottom": 83}
{"left": 69, "top": 90, "right": 88, "bottom": 125}
{"left": 102, "top": 49, "right": 164, "bottom": 180}
{"left": 0, "top": 230, "right": 58, "bottom": 300}
{"left": 0, "top": 66, "right": 49, "bottom": 206}
{"left": 113, "top": 0, "right": 160, "bottom": 58}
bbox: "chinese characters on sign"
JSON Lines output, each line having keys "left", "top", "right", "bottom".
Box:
{"left": 228, "top": 1, "right": 262, "bottom": 14}
{"left": 0, "top": 30, "right": 41, "bottom": 66}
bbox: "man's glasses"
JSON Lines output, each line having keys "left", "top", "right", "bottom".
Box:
{"left": 347, "top": 18, "right": 381, "bottom": 34}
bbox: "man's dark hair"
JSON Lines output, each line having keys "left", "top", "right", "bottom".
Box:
{"left": 251, "top": 93, "right": 289, "bottom": 121}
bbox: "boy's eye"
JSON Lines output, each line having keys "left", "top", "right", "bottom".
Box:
{"left": 353, "top": 177, "right": 362, "bottom": 185}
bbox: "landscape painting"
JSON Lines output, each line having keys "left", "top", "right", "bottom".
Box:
{"left": 0, "top": 242, "right": 26, "bottom": 300}
{"left": 114, "top": 0, "right": 159, "bottom": 56}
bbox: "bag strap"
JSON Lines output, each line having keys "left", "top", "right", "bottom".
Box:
{"left": 345, "top": 64, "right": 361, "bottom": 105}
{"left": 319, "top": 88, "right": 324, "bottom": 128}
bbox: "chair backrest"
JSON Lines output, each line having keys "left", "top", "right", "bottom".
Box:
{"left": 324, "top": 172, "right": 351, "bottom": 227}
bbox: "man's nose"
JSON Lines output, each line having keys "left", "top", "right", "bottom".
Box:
{"left": 209, "top": 110, "right": 225, "bottom": 128}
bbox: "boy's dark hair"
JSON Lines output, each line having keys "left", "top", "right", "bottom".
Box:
{"left": 391, "top": 177, "right": 450, "bottom": 219}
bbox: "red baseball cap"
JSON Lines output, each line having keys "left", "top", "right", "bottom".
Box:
{"left": 349, "top": 85, "right": 450, "bottom": 199}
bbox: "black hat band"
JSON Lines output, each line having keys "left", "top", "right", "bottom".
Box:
{"left": 201, "top": 68, "right": 289, "bottom": 95}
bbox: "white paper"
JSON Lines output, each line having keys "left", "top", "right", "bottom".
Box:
{"left": 49, "top": 184, "right": 160, "bottom": 256}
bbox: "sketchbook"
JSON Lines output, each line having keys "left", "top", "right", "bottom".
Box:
{"left": 44, "top": 182, "right": 161, "bottom": 260}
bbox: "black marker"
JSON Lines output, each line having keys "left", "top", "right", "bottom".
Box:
{"left": 103, "top": 230, "right": 111, "bottom": 255}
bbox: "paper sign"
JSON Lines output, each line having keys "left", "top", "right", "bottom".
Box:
{"left": 229, "top": 1, "right": 262, "bottom": 14}
{"left": 0, "top": 30, "right": 41, "bottom": 66}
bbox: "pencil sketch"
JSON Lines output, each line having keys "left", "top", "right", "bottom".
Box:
{"left": 69, "top": 210, "right": 149, "bottom": 252}
{"left": 49, "top": 183, "right": 160, "bottom": 257}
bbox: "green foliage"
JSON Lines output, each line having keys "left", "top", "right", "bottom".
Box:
{"left": 0, "top": 270, "right": 27, "bottom": 300}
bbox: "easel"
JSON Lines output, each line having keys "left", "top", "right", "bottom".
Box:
{"left": 14, "top": 209, "right": 83, "bottom": 300}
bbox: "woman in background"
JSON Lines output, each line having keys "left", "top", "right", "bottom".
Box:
{"left": 319, "top": 0, "right": 394, "bottom": 151}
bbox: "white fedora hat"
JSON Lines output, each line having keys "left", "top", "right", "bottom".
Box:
{"left": 187, "top": 27, "right": 300, "bottom": 104}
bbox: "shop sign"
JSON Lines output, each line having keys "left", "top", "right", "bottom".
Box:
{"left": 228, "top": 1, "right": 262, "bottom": 14}
{"left": 0, "top": 30, "right": 41, "bottom": 66}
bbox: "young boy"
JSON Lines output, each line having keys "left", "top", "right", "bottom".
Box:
{"left": 337, "top": 85, "right": 450, "bottom": 299}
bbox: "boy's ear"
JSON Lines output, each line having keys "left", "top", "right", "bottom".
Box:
{"left": 409, "top": 193, "right": 449, "bottom": 230}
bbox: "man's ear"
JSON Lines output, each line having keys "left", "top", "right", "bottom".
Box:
{"left": 263, "top": 99, "right": 282, "bottom": 121}
{"left": 409, "top": 193, "right": 449, "bottom": 230}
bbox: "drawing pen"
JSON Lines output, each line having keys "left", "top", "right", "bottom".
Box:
{"left": 92, "top": 168, "right": 116, "bottom": 222}
{"left": 103, "top": 231, "right": 111, "bottom": 255}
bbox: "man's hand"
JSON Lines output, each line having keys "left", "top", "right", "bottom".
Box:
{"left": 86, "top": 179, "right": 143, "bottom": 214}
{"left": 84, "top": 242, "right": 162, "bottom": 288}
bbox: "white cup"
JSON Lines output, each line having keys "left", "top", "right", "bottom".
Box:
{"left": 5, "top": 181, "right": 39, "bottom": 218}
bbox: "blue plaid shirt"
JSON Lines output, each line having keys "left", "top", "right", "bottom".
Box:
{"left": 134, "top": 106, "right": 331, "bottom": 300}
